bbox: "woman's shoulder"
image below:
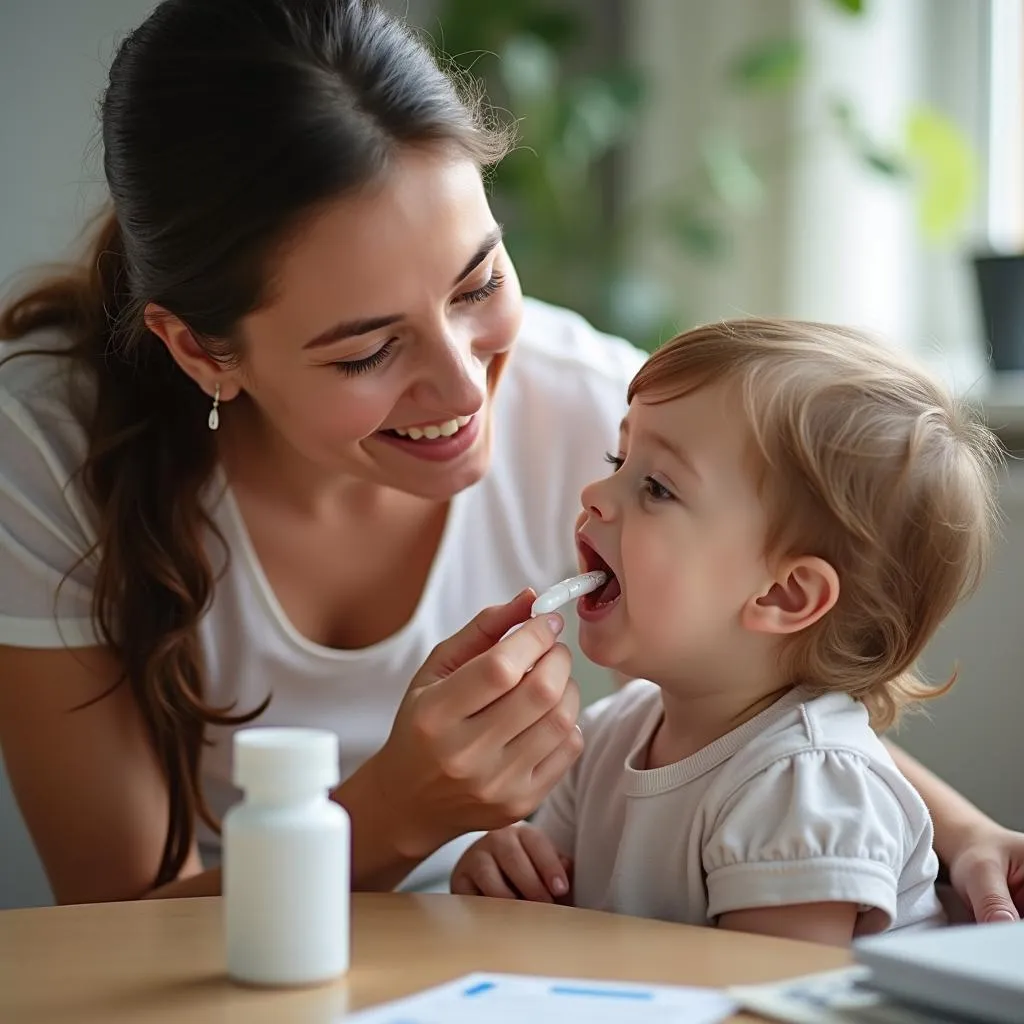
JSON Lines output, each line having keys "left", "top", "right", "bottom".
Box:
{"left": 0, "top": 333, "right": 100, "bottom": 648}
{"left": 510, "top": 297, "right": 647, "bottom": 393}
{"left": 1, "top": 330, "right": 88, "bottom": 410}
{"left": 495, "top": 298, "right": 646, "bottom": 452}
{"left": 480, "top": 301, "right": 647, "bottom": 580}
{"left": 0, "top": 332, "right": 91, "bottom": 472}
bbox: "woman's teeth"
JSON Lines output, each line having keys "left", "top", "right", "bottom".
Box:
{"left": 392, "top": 415, "right": 472, "bottom": 441}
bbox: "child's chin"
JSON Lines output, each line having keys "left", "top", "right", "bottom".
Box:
{"left": 577, "top": 629, "right": 609, "bottom": 665}
{"left": 578, "top": 630, "right": 634, "bottom": 677}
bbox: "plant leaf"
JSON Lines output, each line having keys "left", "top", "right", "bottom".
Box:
{"left": 904, "top": 105, "right": 977, "bottom": 243}
{"left": 601, "top": 67, "right": 648, "bottom": 110}
{"left": 521, "top": 10, "right": 581, "bottom": 49}
{"left": 498, "top": 34, "right": 559, "bottom": 104}
{"left": 730, "top": 39, "right": 805, "bottom": 91}
{"left": 664, "top": 203, "right": 729, "bottom": 261}
{"left": 863, "top": 151, "right": 906, "bottom": 177}
{"left": 828, "top": 93, "right": 909, "bottom": 178}
{"left": 556, "top": 74, "right": 640, "bottom": 169}
{"left": 827, "top": 0, "right": 866, "bottom": 14}
{"left": 828, "top": 96, "right": 854, "bottom": 129}
{"left": 699, "top": 135, "right": 765, "bottom": 212}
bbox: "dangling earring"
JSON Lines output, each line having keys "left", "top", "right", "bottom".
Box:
{"left": 208, "top": 383, "right": 221, "bottom": 431}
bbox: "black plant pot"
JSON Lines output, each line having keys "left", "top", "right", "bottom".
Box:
{"left": 973, "top": 252, "right": 1024, "bottom": 372}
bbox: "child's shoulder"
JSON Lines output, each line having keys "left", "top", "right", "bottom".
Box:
{"left": 700, "top": 690, "right": 942, "bottom": 931}
{"left": 742, "top": 688, "right": 888, "bottom": 764}
{"left": 712, "top": 688, "right": 919, "bottom": 817}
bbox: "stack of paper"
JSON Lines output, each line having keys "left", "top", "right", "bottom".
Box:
{"left": 729, "top": 966, "right": 952, "bottom": 1024}
{"left": 343, "top": 972, "right": 736, "bottom": 1023}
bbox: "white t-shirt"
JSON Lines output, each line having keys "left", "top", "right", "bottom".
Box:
{"left": 0, "top": 297, "right": 645, "bottom": 889}
{"left": 533, "top": 680, "right": 945, "bottom": 934}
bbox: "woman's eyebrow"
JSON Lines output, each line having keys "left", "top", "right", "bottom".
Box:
{"left": 452, "top": 225, "right": 503, "bottom": 286}
{"left": 302, "top": 226, "right": 505, "bottom": 351}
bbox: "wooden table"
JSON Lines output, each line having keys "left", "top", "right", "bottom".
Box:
{"left": 0, "top": 893, "right": 850, "bottom": 1022}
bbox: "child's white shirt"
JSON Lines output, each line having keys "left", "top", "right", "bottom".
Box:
{"left": 533, "top": 680, "right": 944, "bottom": 933}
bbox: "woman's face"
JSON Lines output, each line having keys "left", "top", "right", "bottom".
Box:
{"left": 233, "top": 147, "right": 523, "bottom": 501}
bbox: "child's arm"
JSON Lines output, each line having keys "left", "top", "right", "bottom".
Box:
{"left": 718, "top": 902, "right": 858, "bottom": 947}
{"left": 703, "top": 747, "right": 937, "bottom": 946}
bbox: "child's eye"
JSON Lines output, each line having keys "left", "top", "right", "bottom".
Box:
{"left": 604, "top": 451, "right": 624, "bottom": 472}
{"left": 643, "top": 476, "right": 675, "bottom": 502}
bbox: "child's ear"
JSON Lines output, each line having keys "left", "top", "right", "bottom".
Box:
{"left": 742, "top": 556, "right": 839, "bottom": 636}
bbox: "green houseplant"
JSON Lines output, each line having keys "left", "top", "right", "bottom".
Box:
{"left": 431, "top": 0, "right": 977, "bottom": 350}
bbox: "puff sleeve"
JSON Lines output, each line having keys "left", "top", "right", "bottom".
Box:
{"left": 702, "top": 748, "right": 916, "bottom": 927}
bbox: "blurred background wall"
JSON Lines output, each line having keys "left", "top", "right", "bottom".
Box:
{"left": 1, "top": 0, "right": 1021, "bottom": 908}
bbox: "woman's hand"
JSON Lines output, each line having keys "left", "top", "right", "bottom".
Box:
{"left": 360, "top": 589, "right": 583, "bottom": 866}
{"left": 451, "top": 823, "right": 572, "bottom": 903}
{"left": 883, "top": 740, "right": 1023, "bottom": 924}
{"left": 948, "top": 824, "right": 1024, "bottom": 923}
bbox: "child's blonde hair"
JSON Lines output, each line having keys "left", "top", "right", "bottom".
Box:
{"left": 629, "top": 319, "right": 1002, "bottom": 730}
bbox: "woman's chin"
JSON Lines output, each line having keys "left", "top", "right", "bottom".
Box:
{"left": 389, "top": 457, "right": 491, "bottom": 502}
{"left": 369, "top": 406, "right": 495, "bottom": 500}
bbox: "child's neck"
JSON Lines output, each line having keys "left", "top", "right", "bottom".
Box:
{"left": 646, "top": 669, "right": 794, "bottom": 770}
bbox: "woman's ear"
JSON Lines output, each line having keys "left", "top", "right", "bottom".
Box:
{"left": 742, "top": 556, "right": 839, "bottom": 636}
{"left": 144, "top": 303, "right": 242, "bottom": 401}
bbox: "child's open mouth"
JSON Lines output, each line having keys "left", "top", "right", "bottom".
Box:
{"left": 577, "top": 537, "right": 621, "bottom": 615}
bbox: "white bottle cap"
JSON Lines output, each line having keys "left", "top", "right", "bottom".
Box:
{"left": 233, "top": 727, "right": 340, "bottom": 796}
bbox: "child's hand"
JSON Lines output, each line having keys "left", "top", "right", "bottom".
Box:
{"left": 451, "top": 823, "right": 572, "bottom": 903}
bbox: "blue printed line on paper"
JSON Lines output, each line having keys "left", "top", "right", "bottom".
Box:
{"left": 462, "top": 981, "right": 497, "bottom": 997}
{"left": 549, "top": 985, "right": 654, "bottom": 1000}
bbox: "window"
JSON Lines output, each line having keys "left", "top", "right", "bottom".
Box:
{"left": 986, "top": 0, "right": 1024, "bottom": 253}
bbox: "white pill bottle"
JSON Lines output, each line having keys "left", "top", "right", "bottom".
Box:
{"left": 223, "top": 727, "right": 350, "bottom": 986}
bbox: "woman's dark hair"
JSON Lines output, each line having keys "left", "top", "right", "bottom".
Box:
{"left": 0, "top": 0, "right": 508, "bottom": 890}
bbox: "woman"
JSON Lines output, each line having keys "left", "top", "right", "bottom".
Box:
{"left": 0, "top": 0, "right": 1020, "bottom": 918}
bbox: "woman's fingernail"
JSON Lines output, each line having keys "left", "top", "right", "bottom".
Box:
{"left": 551, "top": 877, "right": 568, "bottom": 896}
{"left": 990, "top": 910, "right": 1016, "bottom": 922}
{"left": 545, "top": 614, "right": 564, "bottom": 636}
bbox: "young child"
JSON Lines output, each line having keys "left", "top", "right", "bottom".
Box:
{"left": 451, "top": 318, "right": 1001, "bottom": 946}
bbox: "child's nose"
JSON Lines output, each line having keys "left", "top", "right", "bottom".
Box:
{"left": 580, "top": 477, "right": 615, "bottom": 520}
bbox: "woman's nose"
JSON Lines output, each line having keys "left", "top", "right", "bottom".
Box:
{"left": 411, "top": 332, "right": 486, "bottom": 417}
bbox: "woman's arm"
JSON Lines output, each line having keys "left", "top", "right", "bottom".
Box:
{"left": 0, "top": 644, "right": 208, "bottom": 904}
{"left": 142, "top": 763, "right": 452, "bottom": 898}
{"left": 0, "top": 645, "right": 420, "bottom": 902}
{"left": 886, "top": 739, "right": 1023, "bottom": 922}
{"left": 1, "top": 591, "right": 582, "bottom": 903}
{"left": 884, "top": 740, "right": 997, "bottom": 865}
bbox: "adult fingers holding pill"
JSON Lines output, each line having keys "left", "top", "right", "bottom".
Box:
{"left": 363, "top": 588, "right": 583, "bottom": 860}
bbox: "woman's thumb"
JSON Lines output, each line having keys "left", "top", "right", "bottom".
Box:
{"left": 410, "top": 589, "right": 535, "bottom": 687}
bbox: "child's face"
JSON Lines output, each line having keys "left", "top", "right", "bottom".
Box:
{"left": 575, "top": 382, "right": 776, "bottom": 683}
